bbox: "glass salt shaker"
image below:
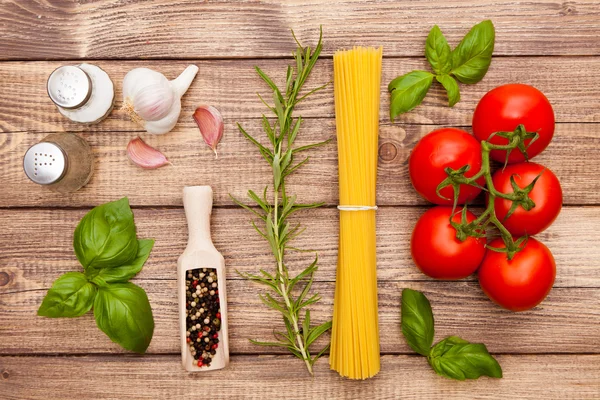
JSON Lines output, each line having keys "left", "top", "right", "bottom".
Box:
{"left": 23, "top": 133, "right": 94, "bottom": 193}
{"left": 47, "top": 64, "right": 115, "bottom": 124}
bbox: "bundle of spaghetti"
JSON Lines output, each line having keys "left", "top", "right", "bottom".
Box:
{"left": 330, "top": 46, "right": 382, "bottom": 380}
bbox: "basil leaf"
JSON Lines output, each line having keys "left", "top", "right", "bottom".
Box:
{"left": 429, "top": 337, "right": 503, "bottom": 380}
{"left": 388, "top": 71, "right": 434, "bottom": 119}
{"left": 436, "top": 74, "right": 460, "bottom": 107}
{"left": 91, "top": 239, "right": 154, "bottom": 286}
{"left": 401, "top": 288, "right": 435, "bottom": 356}
{"left": 38, "top": 272, "right": 96, "bottom": 318}
{"left": 94, "top": 282, "right": 154, "bottom": 354}
{"left": 450, "top": 20, "right": 495, "bottom": 84}
{"left": 429, "top": 336, "right": 469, "bottom": 358}
{"left": 425, "top": 25, "right": 452, "bottom": 75}
{"left": 74, "top": 197, "right": 138, "bottom": 272}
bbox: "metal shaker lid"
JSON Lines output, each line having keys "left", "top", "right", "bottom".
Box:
{"left": 47, "top": 66, "right": 92, "bottom": 109}
{"left": 23, "top": 142, "right": 67, "bottom": 185}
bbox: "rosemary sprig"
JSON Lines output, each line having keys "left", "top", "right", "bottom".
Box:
{"left": 231, "top": 27, "right": 331, "bottom": 376}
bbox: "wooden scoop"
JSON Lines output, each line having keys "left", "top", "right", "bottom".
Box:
{"left": 178, "top": 186, "right": 229, "bottom": 372}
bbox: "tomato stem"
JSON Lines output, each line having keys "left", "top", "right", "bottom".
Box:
{"left": 446, "top": 125, "right": 538, "bottom": 258}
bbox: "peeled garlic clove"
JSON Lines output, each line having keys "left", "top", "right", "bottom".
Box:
{"left": 127, "top": 136, "right": 171, "bottom": 169}
{"left": 193, "top": 105, "right": 224, "bottom": 158}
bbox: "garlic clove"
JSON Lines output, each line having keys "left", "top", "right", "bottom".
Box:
{"left": 127, "top": 136, "right": 171, "bottom": 169}
{"left": 193, "top": 105, "right": 224, "bottom": 158}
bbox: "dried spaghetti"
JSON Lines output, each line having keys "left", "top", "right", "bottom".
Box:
{"left": 330, "top": 46, "right": 382, "bottom": 380}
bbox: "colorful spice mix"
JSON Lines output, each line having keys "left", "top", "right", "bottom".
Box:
{"left": 185, "top": 267, "right": 221, "bottom": 367}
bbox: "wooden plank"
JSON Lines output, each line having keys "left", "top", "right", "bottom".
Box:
{"left": 1, "top": 1, "right": 599, "bottom": 59}
{"left": 1, "top": 278, "right": 598, "bottom": 355}
{"left": 1, "top": 58, "right": 599, "bottom": 135}
{"left": 0, "top": 354, "right": 598, "bottom": 399}
{"left": 0, "top": 122, "right": 597, "bottom": 207}
{"left": 0, "top": 207, "right": 598, "bottom": 290}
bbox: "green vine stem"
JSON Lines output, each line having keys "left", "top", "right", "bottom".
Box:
{"left": 231, "top": 27, "right": 332, "bottom": 376}
{"left": 438, "top": 124, "right": 542, "bottom": 259}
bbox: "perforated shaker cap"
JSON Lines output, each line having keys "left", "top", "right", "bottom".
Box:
{"left": 47, "top": 66, "right": 92, "bottom": 109}
{"left": 23, "top": 142, "right": 67, "bottom": 185}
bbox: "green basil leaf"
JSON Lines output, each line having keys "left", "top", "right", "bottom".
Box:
{"left": 450, "top": 20, "right": 495, "bottom": 84}
{"left": 429, "top": 336, "right": 469, "bottom": 358}
{"left": 74, "top": 197, "right": 138, "bottom": 272}
{"left": 94, "top": 282, "right": 154, "bottom": 354}
{"left": 91, "top": 239, "right": 154, "bottom": 286}
{"left": 425, "top": 25, "right": 452, "bottom": 75}
{"left": 38, "top": 272, "right": 96, "bottom": 318}
{"left": 401, "top": 288, "right": 435, "bottom": 356}
{"left": 388, "top": 71, "right": 434, "bottom": 119}
{"left": 429, "top": 337, "right": 503, "bottom": 380}
{"left": 436, "top": 74, "right": 460, "bottom": 107}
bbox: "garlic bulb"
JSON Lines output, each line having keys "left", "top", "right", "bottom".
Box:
{"left": 122, "top": 65, "right": 199, "bottom": 135}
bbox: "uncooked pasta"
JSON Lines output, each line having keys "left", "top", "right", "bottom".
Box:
{"left": 330, "top": 46, "right": 382, "bottom": 380}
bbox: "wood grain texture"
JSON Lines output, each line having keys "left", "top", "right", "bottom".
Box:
{"left": 1, "top": 0, "right": 599, "bottom": 60}
{"left": 1, "top": 122, "right": 598, "bottom": 207}
{"left": 0, "top": 207, "right": 598, "bottom": 290}
{"left": 1, "top": 278, "right": 598, "bottom": 355}
{"left": 2, "top": 0, "right": 599, "bottom": 396}
{"left": 1, "top": 57, "right": 599, "bottom": 135}
{"left": 1, "top": 355, "right": 599, "bottom": 399}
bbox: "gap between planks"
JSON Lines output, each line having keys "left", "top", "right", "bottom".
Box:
{"left": 0, "top": 204, "right": 598, "bottom": 211}
{"left": 4, "top": 54, "right": 600, "bottom": 63}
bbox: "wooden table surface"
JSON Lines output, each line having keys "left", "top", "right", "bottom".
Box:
{"left": 1, "top": 1, "right": 599, "bottom": 399}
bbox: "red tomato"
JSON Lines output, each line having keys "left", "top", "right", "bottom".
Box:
{"left": 411, "top": 206, "right": 486, "bottom": 280}
{"left": 472, "top": 84, "right": 555, "bottom": 163}
{"left": 478, "top": 237, "right": 556, "bottom": 311}
{"left": 409, "top": 128, "right": 484, "bottom": 205}
{"left": 490, "top": 162, "right": 562, "bottom": 236}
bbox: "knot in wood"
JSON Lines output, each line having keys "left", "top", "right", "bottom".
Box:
{"left": 379, "top": 142, "right": 398, "bottom": 162}
{"left": 0, "top": 271, "right": 9, "bottom": 287}
{"left": 560, "top": 2, "right": 576, "bottom": 16}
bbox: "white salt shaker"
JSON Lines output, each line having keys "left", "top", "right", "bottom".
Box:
{"left": 47, "top": 64, "right": 115, "bottom": 124}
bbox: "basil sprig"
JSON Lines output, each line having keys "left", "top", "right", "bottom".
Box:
{"left": 389, "top": 20, "right": 495, "bottom": 119}
{"left": 38, "top": 198, "right": 155, "bottom": 354}
{"left": 401, "top": 289, "right": 502, "bottom": 381}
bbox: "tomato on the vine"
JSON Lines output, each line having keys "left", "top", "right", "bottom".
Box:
{"left": 490, "top": 162, "right": 562, "bottom": 236}
{"left": 478, "top": 237, "right": 556, "bottom": 311}
{"left": 409, "top": 128, "right": 484, "bottom": 205}
{"left": 411, "top": 206, "right": 486, "bottom": 280}
{"left": 472, "top": 84, "right": 555, "bottom": 163}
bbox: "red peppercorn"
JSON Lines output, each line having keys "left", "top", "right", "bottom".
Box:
{"left": 215, "top": 290, "right": 219, "bottom": 294}
{"left": 212, "top": 344, "right": 218, "bottom": 350}
{"left": 186, "top": 338, "right": 191, "bottom": 343}
{"left": 216, "top": 312, "right": 221, "bottom": 319}
{"left": 197, "top": 360, "right": 203, "bottom": 367}
{"left": 212, "top": 333, "right": 218, "bottom": 339}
